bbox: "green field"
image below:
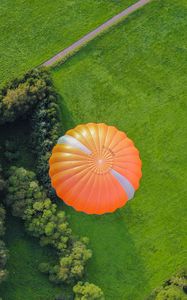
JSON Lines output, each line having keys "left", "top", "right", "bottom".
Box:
{"left": 0, "top": 0, "right": 135, "bottom": 84}
{"left": 52, "top": 0, "right": 187, "bottom": 299}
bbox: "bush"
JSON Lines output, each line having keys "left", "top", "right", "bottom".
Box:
{"left": 0, "top": 165, "right": 6, "bottom": 193}
{"left": 5, "top": 166, "right": 38, "bottom": 217}
{"left": 4, "top": 140, "right": 20, "bottom": 163}
{"left": 147, "top": 268, "right": 187, "bottom": 299}
{"left": 0, "top": 68, "right": 49, "bottom": 124}
{"left": 0, "top": 165, "right": 8, "bottom": 284}
{"left": 48, "top": 239, "right": 92, "bottom": 284}
{"left": 6, "top": 166, "right": 92, "bottom": 284}
{"left": 0, "top": 240, "right": 8, "bottom": 284}
{"left": 54, "top": 293, "right": 74, "bottom": 300}
{"left": 155, "top": 285, "right": 186, "bottom": 299}
{"left": 73, "top": 282, "right": 105, "bottom": 300}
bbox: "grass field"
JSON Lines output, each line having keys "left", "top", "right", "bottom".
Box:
{"left": 0, "top": 0, "right": 135, "bottom": 84}
{"left": 52, "top": 0, "right": 187, "bottom": 298}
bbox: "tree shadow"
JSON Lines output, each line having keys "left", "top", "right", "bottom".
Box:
{"left": 57, "top": 93, "right": 76, "bottom": 134}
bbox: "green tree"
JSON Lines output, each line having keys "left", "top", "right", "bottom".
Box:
{"left": 0, "top": 240, "right": 8, "bottom": 283}
{"left": 6, "top": 167, "right": 93, "bottom": 285}
{"left": 0, "top": 166, "right": 8, "bottom": 284}
{"left": 73, "top": 282, "right": 105, "bottom": 300}
{"left": 147, "top": 269, "right": 187, "bottom": 300}
{"left": 156, "top": 285, "right": 187, "bottom": 300}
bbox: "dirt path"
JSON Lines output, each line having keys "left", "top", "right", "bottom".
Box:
{"left": 42, "top": 0, "right": 151, "bottom": 67}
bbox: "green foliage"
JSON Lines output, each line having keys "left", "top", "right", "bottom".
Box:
{"left": 147, "top": 269, "right": 187, "bottom": 300}
{"left": 49, "top": 239, "right": 92, "bottom": 284}
{"left": 5, "top": 166, "right": 39, "bottom": 217}
{"left": 3, "top": 140, "right": 20, "bottom": 163}
{"left": 0, "top": 214, "right": 62, "bottom": 300}
{"left": 6, "top": 166, "right": 93, "bottom": 285}
{"left": 0, "top": 165, "right": 8, "bottom": 285}
{"left": 29, "top": 69, "right": 60, "bottom": 197}
{"left": 1, "top": 68, "right": 102, "bottom": 296}
{"left": 0, "top": 165, "right": 5, "bottom": 193}
{"left": 55, "top": 292, "right": 74, "bottom": 300}
{"left": 0, "top": 68, "right": 49, "bottom": 124}
{"left": 155, "top": 285, "right": 186, "bottom": 300}
{"left": 73, "top": 281, "right": 105, "bottom": 300}
{"left": 0, "top": 206, "right": 5, "bottom": 237}
{"left": 0, "top": 241, "right": 8, "bottom": 284}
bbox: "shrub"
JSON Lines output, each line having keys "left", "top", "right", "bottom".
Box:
{"left": 6, "top": 166, "right": 92, "bottom": 284}
{"left": 0, "top": 165, "right": 6, "bottom": 194}
{"left": 73, "top": 281, "right": 105, "bottom": 300}
{"left": 3, "top": 140, "right": 20, "bottom": 163}
{"left": 155, "top": 285, "right": 186, "bottom": 299}
{"left": 54, "top": 293, "right": 74, "bottom": 300}
{"left": 0, "top": 165, "right": 8, "bottom": 284}
{"left": 5, "top": 166, "right": 38, "bottom": 217}
{"left": 147, "top": 268, "right": 187, "bottom": 299}
{"left": 48, "top": 239, "right": 92, "bottom": 284}
{"left": 0, "top": 240, "right": 8, "bottom": 283}
{"left": 0, "top": 68, "right": 49, "bottom": 124}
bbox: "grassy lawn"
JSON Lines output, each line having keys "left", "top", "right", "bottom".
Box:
{"left": 52, "top": 0, "right": 187, "bottom": 299}
{"left": 0, "top": 0, "right": 135, "bottom": 84}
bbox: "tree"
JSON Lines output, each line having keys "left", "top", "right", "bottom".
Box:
{"left": 0, "top": 164, "right": 5, "bottom": 193}
{"left": 147, "top": 269, "right": 187, "bottom": 299}
{"left": 0, "top": 165, "right": 8, "bottom": 284}
{"left": 155, "top": 284, "right": 187, "bottom": 299}
{"left": 0, "top": 240, "right": 8, "bottom": 283}
{"left": 0, "top": 68, "right": 52, "bottom": 125}
{"left": 5, "top": 167, "right": 93, "bottom": 285}
{"left": 73, "top": 282, "right": 105, "bottom": 300}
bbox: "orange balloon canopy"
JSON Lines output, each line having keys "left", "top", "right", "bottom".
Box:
{"left": 49, "top": 123, "right": 142, "bottom": 214}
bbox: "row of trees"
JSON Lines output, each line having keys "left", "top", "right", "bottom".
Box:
{"left": 5, "top": 166, "right": 104, "bottom": 299}
{"left": 29, "top": 69, "right": 60, "bottom": 197}
{"left": 0, "top": 165, "right": 8, "bottom": 284}
{"left": 0, "top": 68, "right": 104, "bottom": 299}
{"left": 147, "top": 268, "right": 187, "bottom": 299}
{"left": 5, "top": 166, "right": 92, "bottom": 284}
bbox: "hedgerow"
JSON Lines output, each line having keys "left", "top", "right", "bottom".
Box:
{"left": 29, "top": 70, "right": 60, "bottom": 197}
{"left": 5, "top": 166, "right": 92, "bottom": 285}
{"left": 0, "top": 68, "right": 104, "bottom": 298}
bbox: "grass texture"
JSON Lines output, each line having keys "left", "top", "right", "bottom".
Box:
{"left": 0, "top": 0, "right": 135, "bottom": 84}
{"left": 52, "top": 0, "right": 187, "bottom": 298}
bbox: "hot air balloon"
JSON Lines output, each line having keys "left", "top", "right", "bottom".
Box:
{"left": 49, "top": 123, "right": 142, "bottom": 214}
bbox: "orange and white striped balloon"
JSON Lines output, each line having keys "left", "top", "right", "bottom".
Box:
{"left": 49, "top": 123, "right": 142, "bottom": 214}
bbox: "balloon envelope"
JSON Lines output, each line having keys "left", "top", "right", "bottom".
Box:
{"left": 49, "top": 123, "right": 142, "bottom": 214}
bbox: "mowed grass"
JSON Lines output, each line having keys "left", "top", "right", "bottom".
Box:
{"left": 0, "top": 0, "right": 135, "bottom": 84}
{"left": 52, "top": 0, "right": 187, "bottom": 299}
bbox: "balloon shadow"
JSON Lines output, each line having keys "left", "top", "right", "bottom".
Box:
{"left": 66, "top": 203, "right": 150, "bottom": 300}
